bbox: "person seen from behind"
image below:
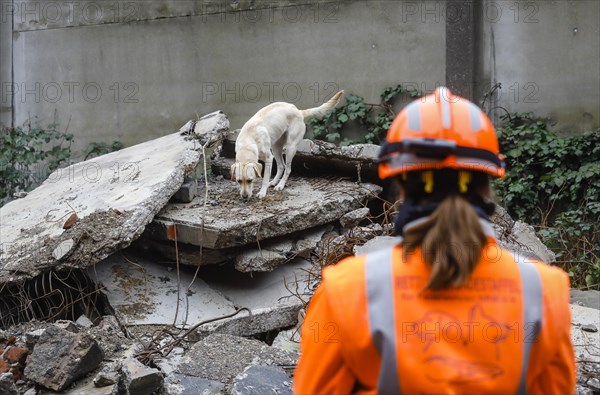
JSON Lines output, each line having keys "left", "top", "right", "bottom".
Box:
{"left": 294, "top": 87, "right": 576, "bottom": 394}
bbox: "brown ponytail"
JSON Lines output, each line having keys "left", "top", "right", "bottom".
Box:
{"left": 402, "top": 194, "right": 488, "bottom": 290}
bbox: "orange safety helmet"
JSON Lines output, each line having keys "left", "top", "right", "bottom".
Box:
{"left": 378, "top": 87, "right": 505, "bottom": 179}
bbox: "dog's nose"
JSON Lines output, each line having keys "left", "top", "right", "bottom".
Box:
{"left": 241, "top": 193, "right": 249, "bottom": 200}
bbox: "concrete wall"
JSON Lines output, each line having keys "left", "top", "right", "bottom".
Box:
{"left": 0, "top": 1, "right": 12, "bottom": 126}
{"left": 477, "top": 0, "right": 600, "bottom": 132}
{"left": 4, "top": 0, "right": 446, "bottom": 155}
{"left": 1, "top": 0, "right": 599, "bottom": 155}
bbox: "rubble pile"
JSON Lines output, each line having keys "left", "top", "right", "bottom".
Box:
{"left": 0, "top": 112, "right": 598, "bottom": 394}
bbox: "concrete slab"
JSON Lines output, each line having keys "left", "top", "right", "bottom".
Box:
{"left": 139, "top": 225, "right": 332, "bottom": 272}
{"left": 88, "top": 253, "right": 236, "bottom": 327}
{"left": 0, "top": 111, "right": 229, "bottom": 284}
{"left": 196, "top": 258, "right": 313, "bottom": 337}
{"left": 147, "top": 174, "right": 381, "bottom": 249}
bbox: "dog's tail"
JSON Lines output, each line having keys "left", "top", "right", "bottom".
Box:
{"left": 301, "top": 90, "right": 345, "bottom": 119}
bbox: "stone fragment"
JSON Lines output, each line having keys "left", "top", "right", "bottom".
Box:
{"left": 120, "top": 354, "right": 164, "bottom": 395}
{"left": 76, "top": 315, "right": 94, "bottom": 328}
{"left": 231, "top": 365, "right": 293, "bottom": 395}
{"left": 24, "top": 326, "right": 104, "bottom": 392}
{"left": 0, "top": 372, "right": 17, "bottom": 395}
{"left": 581, "top": 324, "right": 598, "bottom": 333}
{"left": 171, "top": 181, "right": 197, "bottom": 203}
{"left": 54, "top": 320, "right": 79, "bottom": 333}
{"left": 94, "top": 371, "right": 119, "bottom": 387}
{"left": 339, "top": 207, "right": 370, "bottom": 229}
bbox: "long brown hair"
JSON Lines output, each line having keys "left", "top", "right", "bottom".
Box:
{"left": 399, "top": 170, "right": 490, "bottom": 290}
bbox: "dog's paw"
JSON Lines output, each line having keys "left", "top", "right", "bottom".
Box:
{"left": 274, "top": 183, "right": 285, "bottom": 191}
{"left": 257, "top": 190, "right": 267, "bottom": 199}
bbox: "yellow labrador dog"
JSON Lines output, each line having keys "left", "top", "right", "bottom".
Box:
{"left": 232, "top": 90, "right": 344, "bottom": 199}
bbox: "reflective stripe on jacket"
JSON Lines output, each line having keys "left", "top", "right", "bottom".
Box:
{"left": 294, "top": 238, "right": 575, "bottom": 394}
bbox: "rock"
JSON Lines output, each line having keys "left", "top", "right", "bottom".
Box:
{"left": 177, "top": 333, "right": 297, "bottom": 385}
{"left": 272, "top": 328, "right": 301, "bottom": 354}
{"left": 76, "top": 315, "right": 94, "bottom": 328}
{"left": 491, "top": 205, "right": 556, "bottom": 263}
{"left": 570, "top": 290, "right": 600, "bottom": 310}
{"left": 339, "top": 207, "right": 370, "bottom": 230}
{"left": 171, "top": 181, "right": 197, "bottom": 203}
{"left": 0, "top": 372, "right": 17, "bottom": 395}
{"left": 24, "top": 329, "right": 45, "bottom": 349}
{"left": 120, "top": 354, "right": 164, "bottom": 395}
{"left": 94, "top": 370, "right": 119, "bottom": 387}
{"left": 581, "top": 324, "right": 598, "bottom": 333}
{"left": 587, "top": 377, "right": 600, "bottom": 391}
{"left": 54, "top": 320, "right": 80, "bottom": 333}
{"left": 231, "top": 365, "right": 293, "bottom": 395}
{"left": 24, "top": 326, "right": 104, "bottom": 392}
{"left": 165, "top": 373, "right": 225, "bottom": 395}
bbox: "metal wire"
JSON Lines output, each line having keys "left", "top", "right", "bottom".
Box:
{"left": 0, "top": 268, "right": 108, "bottom": 329}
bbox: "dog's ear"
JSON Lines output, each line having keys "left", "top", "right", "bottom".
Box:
{"left": 230, "top": 163, "right": 237, "bottom": 180}
{"left": 254, "top": 163, "right": 263, "bottom": 178}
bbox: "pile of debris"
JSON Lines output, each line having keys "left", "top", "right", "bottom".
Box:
{"left": 0, "top": 111, "right": 598, "bottom": 394}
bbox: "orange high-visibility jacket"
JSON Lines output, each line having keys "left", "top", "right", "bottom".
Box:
{"left": 294, "top": 234, "right": 576, "bottom": 394}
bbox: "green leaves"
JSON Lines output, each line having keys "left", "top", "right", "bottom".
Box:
{"left": 0, "top": 123, "right": 123, "bottom": 207}
{"left": 308, "top": 84, "right": 423, "bottom": 145}
{"left": 494, "top": 113, "right": 599, "bottom": 289}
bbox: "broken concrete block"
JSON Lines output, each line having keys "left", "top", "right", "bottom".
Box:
{"left": 231, "top": 365, "right": 293, "bottom": 395}
{"left": 339, "top": 207, "right": 370, "bottom": 230}
{"left": 177, "top": 333, "right": 297, "bottom": 385}
{"left": 272, "top": 328, "right": 301, "bottom": 354}
{"left": 89, "top": 253, "right": 236, "bottom": 327}
{"left": 120, "top": 354, "right": 164, "bottom": 395}
{"left": 171, "top": 181, "right": 197, "bottom": 203}
{"left": 198, "top": 258, "right": 313, "bottom": 337}
{"left": 0, "top": 372, "right": 17, "bottom": 395}
{"left": 24, "top": 326, "right": 104, "bottom": 392}
{"left": 235, "top": 250, "right": 288, "bottom": 273}
{"left": 147, "top": 174, "right": 382, "bottom": 249}
{"left": 94, "top": 370, "right": 119, "bottom": 387}
{"left": 165, "top": 373, "right": 225, "bottom": 395}
{"left": 491, "top": 205, "right": 556, "bottom": 264}
{"left": 1, "top": 111, "right": 229, "bottom": 285}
